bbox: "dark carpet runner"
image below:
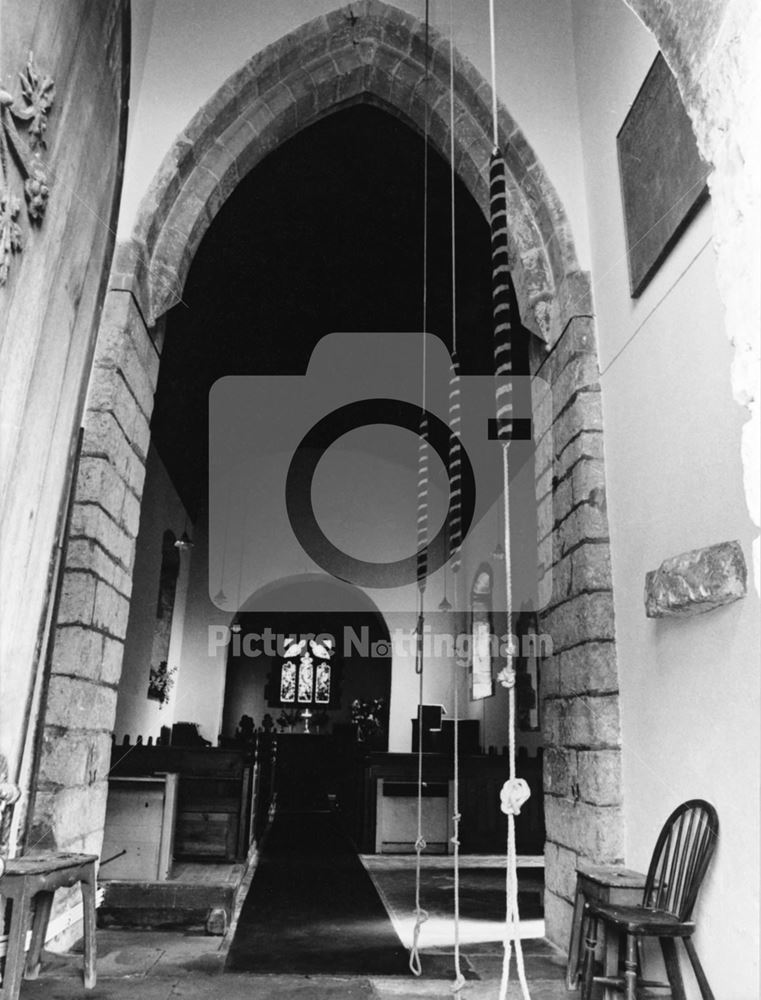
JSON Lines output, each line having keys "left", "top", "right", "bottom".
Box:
{"left": 225, "top": 811, "right": 412, "bottom": 975}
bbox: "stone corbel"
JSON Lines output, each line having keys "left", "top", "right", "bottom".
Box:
{"left": 644, "top": 540, "right": 748, "bottom": 618}
{"left": 0, "top": 52, "right": 55, "bottom": 286}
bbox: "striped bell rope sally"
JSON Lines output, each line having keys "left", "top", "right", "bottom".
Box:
{"left": 447, "top": 349, "right": 463, "bottom": 579}
{"left": 410, "top": 406, "right": 431, "bottom": 977}
{"left": 416, "top": 408, "right": 430, "bottom": 596}
{"left": 415, "top": 405, "right": 430, "bottom": 683}
{"left": 491, "top": 156, "right": 533, "bottom": 1000}
{"left": 490, "top": 150, "right": 515, "bottom": 446}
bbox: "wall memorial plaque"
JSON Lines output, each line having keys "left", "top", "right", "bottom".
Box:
{"left": 617, "top": 53, "right": 710, "bottom": 297}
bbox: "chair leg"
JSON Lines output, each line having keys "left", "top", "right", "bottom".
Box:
{"left": 1, "top": 891, "right": 31, "bottom": 1000}
{"left": 624, "top": 934, "right": 638, "bottom": 1000}
{"left": 636, "top": 938, "right": 646, "bottom": 979}
{"left": 80, "top": 869, "right": 97, "bottom": 989}
{"left": 24, "top": 891, "right": 54, "bottom": 980}
{"left": 660, "top": 937, "right": 687, "bottom": 1000}
{"left": 683, "top": 937, "right": 716, "bottom": 1000}
{"left": 566, "top": 885, "right": 586, "bottom": 990}
{"left": 581, "top": 913, "right": 598, "bottom": 1000}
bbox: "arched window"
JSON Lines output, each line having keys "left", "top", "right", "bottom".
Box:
{"left": 278, "top": 637, "right": 334, "bottom": 706}
{"left": 470, "top": 563, "right": 494, "bottom": 700}
{"left": 147, "top": 530, "right": 180, "bottom": 704}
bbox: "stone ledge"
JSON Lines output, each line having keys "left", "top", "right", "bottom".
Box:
{"left": 644, "top": 539, "right": 747, "bottom": 618}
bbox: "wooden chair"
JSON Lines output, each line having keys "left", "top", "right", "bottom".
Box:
{"left": 0, "top": 853, "right": 98, "bottom": 1000}
{"left": 1, "top": 768, "right": 97, "bottom": 1000}
{"left": 581, "top": 799, "right": 718, "bottom": 1000}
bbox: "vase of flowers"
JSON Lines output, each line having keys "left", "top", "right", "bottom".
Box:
{"left": 147, "top": 661, "right": 177, "bottom": 707}
{"left": 351, "top": 698, "right": 385, "bottom": 744}
{"left": 276, "top": 708, "right": 300, "bottom": 733}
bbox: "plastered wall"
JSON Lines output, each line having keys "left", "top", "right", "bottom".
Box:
{"left": 571, "top": 1, "right": 760, "bottom": 993}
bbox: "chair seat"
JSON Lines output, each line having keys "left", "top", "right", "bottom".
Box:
{"left": 586, "top": 899, "right": 696, "bottom": 936}
{"left": 0, "top": 852, "right": 98, "bottom": 999}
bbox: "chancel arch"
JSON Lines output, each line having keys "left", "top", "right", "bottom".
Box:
{"left": 35, "top": 0, "right": 622, "bottom": 948}
{"left": 222, "top": 575, "right": 392, "bottom": 752}
{"left": 114, "top": 0, "right": 591, "bottom": 347}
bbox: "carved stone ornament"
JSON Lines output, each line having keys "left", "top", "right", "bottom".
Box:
{"left": 0, "top": 53, "right": 55, "bottom": 286}
{"left": 1, "top": 752, "right": 22, "bottom": 872}
{"left": 644, "top": 539, "right": 748, "bottom": 618}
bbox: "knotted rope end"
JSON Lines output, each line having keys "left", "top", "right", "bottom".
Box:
{"left": 497, "top": 665, "right": 516, "bottom": 689}
{"left": 500, "top": 778, "right": 531, "bottom": 816}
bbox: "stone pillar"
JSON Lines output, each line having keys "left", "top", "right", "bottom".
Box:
{"left": 535, "top": 317, "right": 623, "bottom": 948}
{"left": 30, "top": 290, "right": 158, "bottom": 856}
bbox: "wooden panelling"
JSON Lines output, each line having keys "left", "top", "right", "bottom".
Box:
{"left": 109, "top": 746, "right": 254, "bottom": 861}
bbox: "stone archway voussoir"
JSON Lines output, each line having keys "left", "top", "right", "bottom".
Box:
{"left": 136, "top": 2, "right": 583, "bottom": 350}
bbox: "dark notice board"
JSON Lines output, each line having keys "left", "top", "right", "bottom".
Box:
{"left": 617, "top": 53, "right": 709, "bottom": 297}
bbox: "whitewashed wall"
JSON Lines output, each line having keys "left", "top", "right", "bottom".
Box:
{"left": 571, "top": 2, "right": 760, "bottom": 994}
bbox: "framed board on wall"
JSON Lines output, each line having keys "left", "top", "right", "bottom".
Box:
{"left": 617, "top": 52, "right": 710, "bottom": 298}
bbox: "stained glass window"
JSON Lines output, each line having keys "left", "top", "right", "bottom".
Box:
{"left": 278, "top": 640, "right": 332, "bottom": 706}
{"left": 472, "top": 618, "right": 493, "bottom": 700}
{"left": 280, "top": 661, "right": 297, "bottom": 703}
{"left": 297, "top": 654, "right": 314, "bottom": 702}
{"left": 315, "top": 662, "right": 331, "bottom": 704}
{"left": 470, "top": 564, "right": 495, "bottom": 700}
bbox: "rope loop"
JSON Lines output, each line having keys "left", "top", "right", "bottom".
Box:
{"left": 450, "top": 972, "right": 467, "bottom": 994}
{"left": 409, "top": 906, "right": 430, "bottom": 977}
{"left": 414, "top": 835, "right": 427, "bottom": 852}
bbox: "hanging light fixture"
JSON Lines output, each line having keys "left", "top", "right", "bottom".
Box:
{"left": 215, "top": 477, "right": 234, "bottom": 606}
{"left": 492, "top": 495, "right": 505, "bottom": 560}
{"left": 174, "top": 516, "right": 194, "bottom": 550}
{"left": 438, "top": 560, "right": 452, "bottom": 611}
{"left": 174, "top": 530, "right": 193, "bottom": 550}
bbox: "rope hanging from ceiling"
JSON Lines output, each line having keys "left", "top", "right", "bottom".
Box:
{"left": 489, "top": 0, "right": 532, "bottom": 997}
{"left": 408, "top": 0, "right": 431, "bottom": 977}
{"left": 411, "top": 5, "right": 533, "bottom": 993}
{"left": 447, "top": 0, "right": 465, "bottom": 993}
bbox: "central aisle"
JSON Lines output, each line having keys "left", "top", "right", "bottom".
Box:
{"left": 224, "top": 810, "right": 411, "bottom": 975}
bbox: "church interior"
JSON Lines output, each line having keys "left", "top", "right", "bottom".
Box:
{"left": 1, "top": 1, "right": 759, "bottom": 998}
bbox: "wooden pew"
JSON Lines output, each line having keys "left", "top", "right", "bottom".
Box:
{"left": 109, "top": 744, "right": 254, "bottom": 861}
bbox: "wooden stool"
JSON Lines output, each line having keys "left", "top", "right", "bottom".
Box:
{"left": 566, "top": 863, "right": 646, "bottom": 992}
{"left": 0, "top": 853, "right": 97, "bottom": 999}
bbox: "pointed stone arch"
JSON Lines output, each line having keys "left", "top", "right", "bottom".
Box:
{"left": 36, "top": 1, "right": 619, "bottom": 951}
{"left": 114, "top": 0, "right": 589, "bottom": 346}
